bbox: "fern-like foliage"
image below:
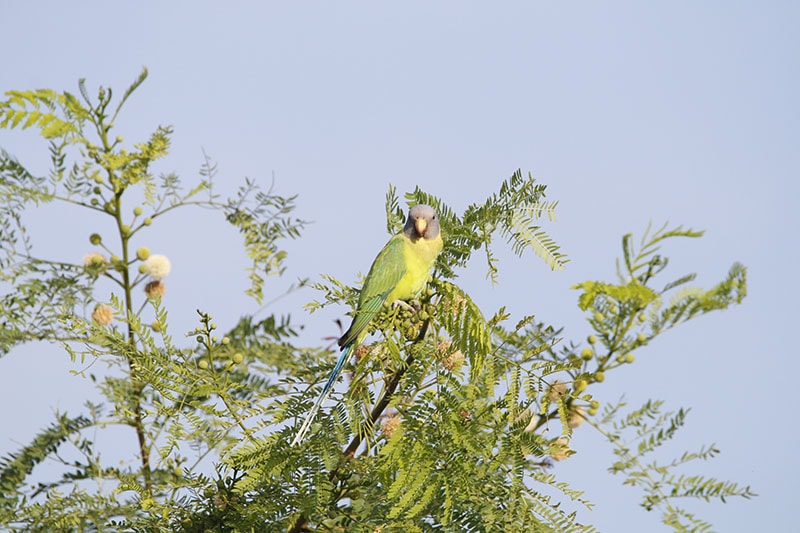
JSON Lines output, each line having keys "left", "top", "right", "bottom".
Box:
{"left": 0, "top": 72, "right": 309, "bottom": 530}
{"left": 570, "top": 226, "right": 753, "bottom": 530}
{"left": 391, "top": 169, "right": 568, "bottom": 283}
{"left": 593, "top": 399, "right": 755, "bottom": 531}
{"left": 0, "top": 72, "right": 752, "bottom": 532}
{"left": 0, "top": 413, "right": 93, "bottom": 514}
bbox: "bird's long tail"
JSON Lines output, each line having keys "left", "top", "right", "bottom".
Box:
{"left": 291, "top": 343, "right": 354, "bottom": 446}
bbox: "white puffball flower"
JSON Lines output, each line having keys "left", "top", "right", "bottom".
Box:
{"left": 83, "top": 252, "right": 107, "bottom": 268}
{"left": 143, "top": 254, "right": 172, "bottom": 279}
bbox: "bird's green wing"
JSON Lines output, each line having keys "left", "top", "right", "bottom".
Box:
{"left": 338, "top": 234, "right": 407, "bottom": 348}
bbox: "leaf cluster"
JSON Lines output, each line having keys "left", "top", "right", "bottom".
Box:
{"left": 595, "top": 399, "right": 756, "bottom": 531}
{"left": 0, "top": 73, "right": 754, "bottom": 532}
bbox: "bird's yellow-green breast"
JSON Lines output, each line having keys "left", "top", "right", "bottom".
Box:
{"left": 387, "top": 231, "right": 442, "bottom": 303}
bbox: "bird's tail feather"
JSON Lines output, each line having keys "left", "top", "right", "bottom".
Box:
{"left": 290, "top": 343, "right": 353, "bottom": 446}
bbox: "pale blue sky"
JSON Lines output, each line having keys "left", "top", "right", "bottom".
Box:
{"left": 1, "top": 3, "right": 796, "bottom": 531}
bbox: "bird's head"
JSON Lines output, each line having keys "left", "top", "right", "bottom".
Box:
{"left": 404, "top": 204, "right": 441, "bottom": 241}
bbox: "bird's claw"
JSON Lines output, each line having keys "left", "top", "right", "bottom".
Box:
{"left": 391, "top": 300, "right": 414, "bottom": 311}
{"left": 392, "top": 299, "right": 421, "bottom": 312}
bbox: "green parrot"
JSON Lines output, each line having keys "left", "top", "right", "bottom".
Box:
{"left": 291, "top": 204, "right": 443, "bottom": 446}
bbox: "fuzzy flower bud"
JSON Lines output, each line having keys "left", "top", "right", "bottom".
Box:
{"left": 547, "top": 380, "right": 568, "bottom": 403}
{"left": 443, "top": 349, "right": 465, "bottom": 371}
{"left": 144, "top": 280, "right": 166, "bottom": 299}
{"left": 83, "top": 252, "right": 107, "bottom": 268}
{"left": 436, "top": 340, "right": 452, "bottom": 358}
{"left": 550, "top": 437, "right": 572, "bottom": 461}
{"left": 436, "top": 340, "right": 465, "bottom": 371}
{"left": 91, "top": 304, "right": 114, "bottom": 326}
{"left": 568, "top": 406, "right": 586, "bottom": 428}
{"left": 382, "top": 416, "right": 401, "bottom": 439}
{"left": 354, "top": 344, "right": 371, "bottom": 361}
{"left": 83, "top": 253, "right": 107, "bottom": 276}
{"left": 143, "top": 254, "right": 171, "bottom": 279}
{"left": 136, "top": 247, "right": 150, "bottom": 261}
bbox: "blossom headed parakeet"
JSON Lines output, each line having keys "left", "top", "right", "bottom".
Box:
{"left": 291, "top": 204, "right": 443, "bottom": 445}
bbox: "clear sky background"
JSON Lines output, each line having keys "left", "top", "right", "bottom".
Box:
{"left": 1, "top": 3, "right": 796, "bottom": 531}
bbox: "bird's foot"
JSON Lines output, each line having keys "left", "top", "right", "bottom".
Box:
{"left": 391, "top": 299, "right": 419, "bottom": 312}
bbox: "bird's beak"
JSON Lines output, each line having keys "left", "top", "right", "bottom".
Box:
{"left": 415, "top": 217, "right": 428, "bottom": 237}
